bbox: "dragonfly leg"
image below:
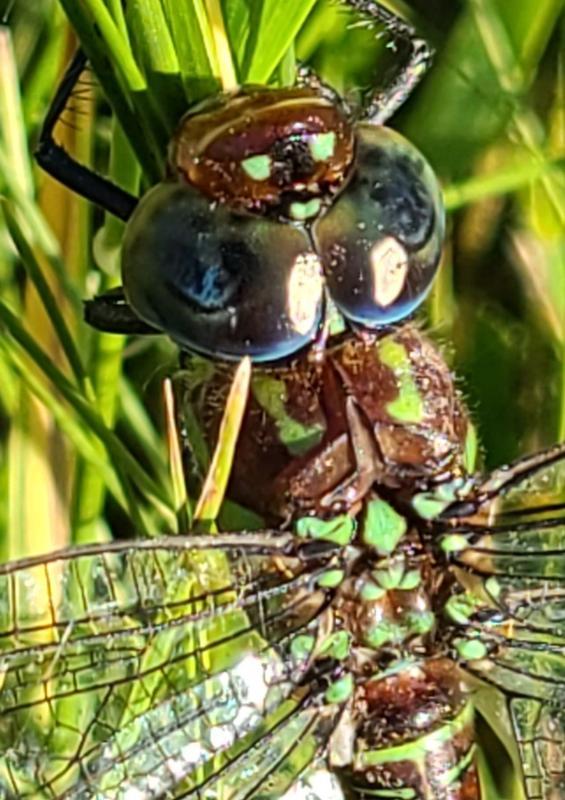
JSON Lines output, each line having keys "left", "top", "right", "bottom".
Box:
{"left": 341, "top": 0, "right": 433, "bottom": 124}
{"left": 319, "top": 397, "right": 384, "bottom": 510}
{"left": 35, "top": 49, "right": 138, "bottom": 221}
{"left": 296, "top": 63, "right": 351, "bottom": 111}
{"left": 84, "top": 287, "right": 159, "bottom": 335}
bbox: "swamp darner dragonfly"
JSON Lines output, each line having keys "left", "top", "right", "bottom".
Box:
{"left": 1, "top": 1, "right": 565, "bottom": 798}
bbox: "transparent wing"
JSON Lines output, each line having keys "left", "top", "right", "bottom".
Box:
{"left": 0, "top": 533, "right": 341, "bottom": 799}
{"left": 441, "top": 443, "right": 565, "bottom": 800}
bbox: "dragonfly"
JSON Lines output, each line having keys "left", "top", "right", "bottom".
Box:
{"left": 1, "top": 1, "right": 564, "bottom": 798}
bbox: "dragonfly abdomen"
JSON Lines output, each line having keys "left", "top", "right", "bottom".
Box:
{"left": 337, "top": 659, "right": 480, "bottom": 800}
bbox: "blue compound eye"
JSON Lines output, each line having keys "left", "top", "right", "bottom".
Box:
{"left": 121, "top": 183, "right": 324, "bottom": 361}
{"left": 312, "top": 125, "right": 444, "bottom": 327}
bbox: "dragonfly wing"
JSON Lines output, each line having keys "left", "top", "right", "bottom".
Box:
{"left": 0, "top": 533, "right": 341, "bottom": 798}
{"left": 279, "top": 759, "right": 346, "bottom": 800}
{"left": 441, "top": 443, "right": 565, "bottom": 800}
{"left": 176, "top": 706, "right": 342, "bottom": 799}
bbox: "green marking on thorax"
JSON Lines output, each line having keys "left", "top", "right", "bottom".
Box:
{"left": 372, "top": 561, "right": 405, "bottom": 590}
{"left": 411, "top": 492, "right": 451, "bottom": 520}
{"left": 324, "top": 672, "right": 354, "bottom": 704}
{"left": 317, "top": 569, "right": 344, "bottom": 588}
{"left": 444, "top": 593, "right": 483, "bottom": 626}
{"left": 290, "top": 198, "right": 322, "bottom": 220}
{"left": 399, "top": 569, "right": 421, "bottom": 590}
{"left": 290, "top": 634, "right": 315, "bottom": 661}
{"left": 360, "top": 581, "right": 386, "bottom": 602}
{"left": 309, "top": 131, "right": 336, "bottom": 162}
{"left": 251, "top": 374, "right": 325, "bottom": 456}
{"left": 463, "top": 422, "right": 478, "bottom": 473}
{"left": 440, "top": 534, "right": 468, "bottom": 554}
{"left": 365, "top": 620, "right": 403, "bottom": 648}
{"left": 241, "top": 154, "right": 271, "bottom": 181}
{"left": 295, "top": 514, "right": 355, "bottom": 546}
{"left": 455, "top": 638, "right": 488, "bottom": 661}
{"left": 378, "top": 338, "right": 425, "bottom": 424}
{"left": 412, "top": 477, "right": 475, "bottom": 520}
{"left": 319, "top": 630, "right": 351, "bottom": 661}
{"left": 405, "top": 609, "right": 435, "bottom": 635}
{"left": 358, "top": 700, "right": 474, "bottom": 767}
{"left": 485, "top": 576, "right": 502, "bottom": 600}
{"left": 363, "top": 498, "right": 407, "bottom": 555}
{"left": 364, "top": 788, "right": 417, "bottom": 799}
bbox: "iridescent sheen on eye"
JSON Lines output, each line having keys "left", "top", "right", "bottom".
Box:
{"left": 313, "top": 125, "right": 444, "bottom": 326}
{"left": 122, "top": 183, "right": 324, "bottom": 361}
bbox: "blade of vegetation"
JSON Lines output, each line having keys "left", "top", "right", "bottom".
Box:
{"left": 194, "top": 357, "right": 251, "bottom": 526}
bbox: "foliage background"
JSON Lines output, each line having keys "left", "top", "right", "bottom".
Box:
{"left": 0, "top": 0, "right": 563, "bottom": 561}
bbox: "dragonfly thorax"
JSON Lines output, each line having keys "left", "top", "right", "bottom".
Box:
{"left": 335, "top": 556, "right": 435, "bottom": 659}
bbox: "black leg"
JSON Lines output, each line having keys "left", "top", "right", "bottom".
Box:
{"left": 35, "top": 49, "right": 139, "bottom": 221}
{"left": 342, "top": 0, "right": 433, "bottom": 124}
{"left": 84, "top": 288, "right": 159, "bottom": 336}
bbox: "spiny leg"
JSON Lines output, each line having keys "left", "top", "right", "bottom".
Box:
{"left": 84, "top": 287, "right": 158, "bottom": 336}
{"left": 342, "top": 0, "right": 433, "bottom": 124}
{"left": 35, "top": 49, "right": 139, "bottom": 221}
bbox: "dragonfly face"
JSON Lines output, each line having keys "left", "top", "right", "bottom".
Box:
{"left": 122, "top": 86, "right": 444, "bottom": 361}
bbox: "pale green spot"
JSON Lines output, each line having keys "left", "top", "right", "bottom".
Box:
{"left": 325, "top": 673, "right": 354, "bottom": 704}
{"left": 435, "top": 481, "right": 463, "bottom": 502}
{"left": 363, "top": 498, "right": 407, "bottom": 554}
{"left": 367, "top": 788, "right": 417, "bottom": 799}
{"left": 360, "top": 717, "right": 476, "bottom": 795}
{"left": 241, "top": 154, "right": 271, "bottom": 181}
{"left": 309, "top": 131, "right": 336, "bottom": 162}
{"left": 372, "top": 561, "right": 405, "bottom": 590}
{"left": 317, "top": 569, "right": 344, "bottom": 588}
{"left": 406, "top": 610, "right": 435, "bottom": 635}
{"left": 463, "top": 422, "right": 478, "bottom": 474}
{"left": 455, "top": 638, "right": 488, "bottom": 661}
{"left": 295, "top": 514, "right": 355, "bottom": 546}
{"left": 444, "top": 593, "right": 483, "bottom": 626}
{"left": 290, "top": 634, "right": 315, "bottom": 661}
{"left": 365, "top": 621, "right": 402, "bottom": 648}
{"left": 319, "top": 631, "right": 351, "bottom": 661}
{"left": 399, "top": 570, "right": 421, "bottom": 590}
{"left": 378, "top": 338, "right": 425, "bottom": 424}
{"left": 290, "top": 198, "right": 322, "bottom": 220}
{"left": 369, "top": 657, "right": 417, "bottom": 682}
{"left": 485, "top": 576, "right": 502, "bottom": 600}
{"left": 360, "top": 581, "right": 386, "bottom": 602}
{"left": 252, "top": 375, "right": 325, "bottom": 456}
{"left": 444, "top": 596, "right": 472, "bottom": 626}
{"left": 441, "top": 534, "right": 468, "bottom": 553}
{"left": 411, "top": 492, "right": 451, "bottom": 520}
{"left": 360, "top": 702, "right": 474, "bottom": 767}
{"left": 440, "top": 743, "right": 476, "bottom": 789}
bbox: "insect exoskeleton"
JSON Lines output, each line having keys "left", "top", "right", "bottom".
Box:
{"left": 121, "top": 86, "right": 444, "bottom": 362}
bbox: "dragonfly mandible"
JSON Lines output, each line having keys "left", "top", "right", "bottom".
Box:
{"left": 1, "top": 1, "right": 564, "bottom": 798}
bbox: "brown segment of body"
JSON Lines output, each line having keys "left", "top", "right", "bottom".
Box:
{"left": 178, "top": 324, "right": 470, "bottom": 520}
{"left": 177, "top": 326, "right": 481, "bottom": 799}
{"left": 345, "top": 660, "right": 480, "bottom": 799}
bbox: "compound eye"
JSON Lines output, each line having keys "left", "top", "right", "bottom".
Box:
{"left": 122, "top": 183, "right": 324, "bottom": 361}
{"left": 312, "top": 125, "right": 444, "bottom": 327}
